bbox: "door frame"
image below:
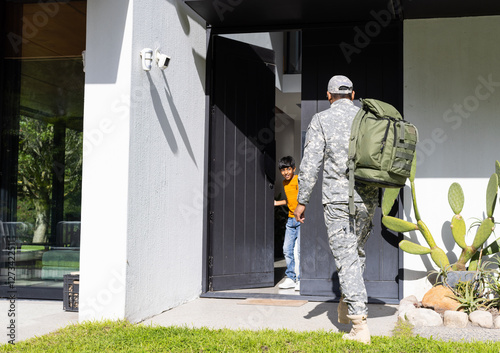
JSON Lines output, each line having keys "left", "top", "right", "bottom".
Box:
{"left": 201, "top": 25, "right": 404, "bottom": 302}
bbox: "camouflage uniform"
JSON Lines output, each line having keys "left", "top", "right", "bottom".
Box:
{"left": 297, "top": 98, "right": 378, "bottom": 316}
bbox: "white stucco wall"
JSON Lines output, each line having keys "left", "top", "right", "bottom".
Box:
{"left": 125, "top": 0, "right": 206, "bottom": 323}
{"left": 403, "top": 16, "right": 500, "bottom": 300}
{"left": 80, "top": 0, "right": 206, "bottom": 322}
{"left": 80, "top": 0, "right": 134, "bottom": 321}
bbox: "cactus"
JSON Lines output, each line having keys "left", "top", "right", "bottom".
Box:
{"left": 382, "top": 158, "right": 500, "bottom": 271}
{"left": 450, "top": 214, "right": 467, "bottom": 249}
{"left": 381, "top": 155, "right": 449, "bottom": 270}
{"left": 382, "top": 188, "right": 400, "bottom": 216}
{"left": 486, "top": 173, "right": 498, "bottom": 218}
{"left": 448, "top": 182, "right": 464, "bottom": 214}
{"left": 450, "top": 173, "right": 497, "bottom": 270}
{"left": 382, "top": 216, "right": 418, "bottom": 232}
{"left": 399, "top": 240, "right": 430, "bottom": 254}
{"left": 430, "top": 247, "right": 450, "bottom": 270}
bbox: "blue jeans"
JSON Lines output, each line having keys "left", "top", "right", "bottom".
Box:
{"left": 283, "top": 217, "right": 300, "bottom": 281}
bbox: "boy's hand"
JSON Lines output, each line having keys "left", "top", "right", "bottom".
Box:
{"left": 294, "top": 204, "right": 306, "bottom": 223}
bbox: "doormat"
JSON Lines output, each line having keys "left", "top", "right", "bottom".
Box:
{"left": 238, "top": 299, "right": 308, "bottom": 307}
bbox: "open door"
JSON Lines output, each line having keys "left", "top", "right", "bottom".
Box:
{"left": 300, "top": 25, "right": 402, "bottom": 303}
{"left": 207, "top": 36, "right": 276, "bottom": 291}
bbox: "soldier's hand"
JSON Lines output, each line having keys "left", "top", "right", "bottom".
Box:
{"left": 294, "top": 204, "right": 306, "bottom": 223}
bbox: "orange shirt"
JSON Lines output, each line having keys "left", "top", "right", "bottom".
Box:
{"left": 283, "top": 175, "right": 299, "bottom": 218}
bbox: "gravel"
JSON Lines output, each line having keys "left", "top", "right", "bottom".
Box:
{"left": 412, "top": 324, "right": 500, "bottom": 342}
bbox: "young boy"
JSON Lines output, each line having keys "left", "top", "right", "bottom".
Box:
{"left": 274, "top": 156, "right": 300, "bottom": 291}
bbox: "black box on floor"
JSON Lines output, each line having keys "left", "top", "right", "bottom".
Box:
{"left": 63, "top": 274, "right": 79, "bottom": 312}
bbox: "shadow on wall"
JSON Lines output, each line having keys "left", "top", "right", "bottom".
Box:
{"left": 86, "top": 0, "right": 130, "bottom": 84}
{"left": 169, "top": 0, "right": 190, "bottom": 35}
{"left": 192, "top": 49, "right": 206, "bottom": 93}
{"left": 400, "top": 184, "right": 436, "bottom": 279}
{"left": 145, "top": 71, "right": 198, "bottom": 167}
{"left": 147, "top": 73, "right": 179, "bottom": 154}
{"left": 162, "top": 72, "right": 198, "bottom": 167}
{"left": 164, "top": 0, "right": 207, "bottom": 34}
{"left": 164, "top": 0, "right": 207, "bottom": 93}
{"left": 441, "top": 221, "right": 458, "bottom": 264}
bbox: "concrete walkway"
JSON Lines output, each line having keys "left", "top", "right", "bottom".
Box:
{"left": 144, "top": 298, "right": 399, "bottom": 336}
{"left": 0, "top": 299, "right": 78, "bottom": 344}
{"left": 0, "top": 297, "right": 399, "bottom": 344}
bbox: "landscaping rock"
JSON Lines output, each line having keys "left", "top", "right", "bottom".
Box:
{"left": 405, "top": 308, "right": 443, "bottom": 327}
{"left": 494, "top": 316, "right": 500, "bottom": 329}
{"left": 421, "top": 285, "right": 460, "bottom": 313}
{"left": 400, "top": 295, "right": 419, "bottom": 306}
{"left": 443, "top": 310, "right": 468, "bottom": 328}
{"left": 469, "top": 310, "right": 493, "bottom": 328}
{"left": 398, "top": 302, "right": 417, "bottom": 321}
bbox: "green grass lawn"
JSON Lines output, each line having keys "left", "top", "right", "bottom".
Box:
{"left": 1, "top": 320, "right": 499, "bottom": 352}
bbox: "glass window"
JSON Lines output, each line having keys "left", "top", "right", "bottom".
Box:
{"left": 1, "top": 0, "right": 86, "bottom": 298}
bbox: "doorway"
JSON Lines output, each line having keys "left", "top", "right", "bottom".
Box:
{"left": 204, "top": 25, "right": 402, "bottom": 303}
{"left": 204, "top": 32, "right": 303, "bottom": 298}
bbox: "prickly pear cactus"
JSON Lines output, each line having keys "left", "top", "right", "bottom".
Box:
{"left": 450, "top": 214, "right": 466, "bottom": 249}
{"left": 382, "top": 188, "right": 400, "bottom": 216}
{"left": 430, "top": 247, "right": 450, "bottom": 269}
{"left": 486, "top": 173, "right": 498, "bottom": 218}
{"left": 448, "top": 182, "right": 464, "bottom": 215}
{"left": 471, "top": 217, "right": 495, "bottom": 249}
{"left": 399, "top": 240, "right": 430, "bottom": 255}
{"left": 409, "top": 155, "right": 417, "bottom": 182}
{"left": 382, "top": 158, "right": 500, "bottom": 272}
{"left": 382, "top": 216, "right": 418, "bottom": 232}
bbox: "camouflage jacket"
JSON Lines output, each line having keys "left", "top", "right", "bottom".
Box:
{"left": 297, "top": 99, "right": 378, "bottom": 205}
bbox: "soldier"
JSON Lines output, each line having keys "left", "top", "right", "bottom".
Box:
{"left": 294, "top": 75, "right": 378, "bottom": 345}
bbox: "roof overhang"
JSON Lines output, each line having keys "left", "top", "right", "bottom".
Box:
{"left": 183, "top": 0, "right": 500, "bottom": 30}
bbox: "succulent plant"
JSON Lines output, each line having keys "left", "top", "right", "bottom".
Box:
{"left": 381, "top": 158, "right": 499, "bottom": 271}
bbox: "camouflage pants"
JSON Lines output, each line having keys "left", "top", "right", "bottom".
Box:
{"left": 323, "top": 201, "right": 377, "bottom": 316}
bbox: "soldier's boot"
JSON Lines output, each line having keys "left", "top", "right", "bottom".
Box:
{"left": 337, "top": 297, "right": 349, "bottom": 324}
{"left": 342, "top": 315, "right": 371, "bottom": 345}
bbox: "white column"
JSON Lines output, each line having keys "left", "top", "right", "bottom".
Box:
{"left": 79, "top": 0, "right": 133, "bottom": 321}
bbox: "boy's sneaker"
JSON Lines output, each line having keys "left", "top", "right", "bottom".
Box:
{"left": 295, "top": 281, "right": 300, "bottom": 291}
{"left": 279, "top": 278, "right": 296, "bottom": 289}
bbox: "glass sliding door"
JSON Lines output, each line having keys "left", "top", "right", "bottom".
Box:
{"left": 0, "top": 0, "right": 86, "bottom": 299}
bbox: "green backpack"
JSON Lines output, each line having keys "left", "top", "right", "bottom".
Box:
{"left": 347, "top": 98, "right": 418, "bottom": 214}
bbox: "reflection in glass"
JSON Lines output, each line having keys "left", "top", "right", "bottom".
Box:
{"left": 1, "top": 1, "right": 86, "bottom": 297}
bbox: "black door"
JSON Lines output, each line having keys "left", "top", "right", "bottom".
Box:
{"left": 300, "top": 24, "right": 402, "bottom": 303}
{"left": 207, "top": 36, "right": 276, "bottom": 291}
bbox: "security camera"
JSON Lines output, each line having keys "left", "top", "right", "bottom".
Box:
{"left": 155, "top": 49, "right": 170, "bottom": 70}
{"left": 157, "top": 54, "right": 170, "bottom": 69}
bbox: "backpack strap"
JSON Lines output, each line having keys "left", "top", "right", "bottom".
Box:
{"left": 348, "top": 160, "right": 356, "bottom": 215}
{"left": 347, "top": 99, "right": 366, "bottom": 216}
